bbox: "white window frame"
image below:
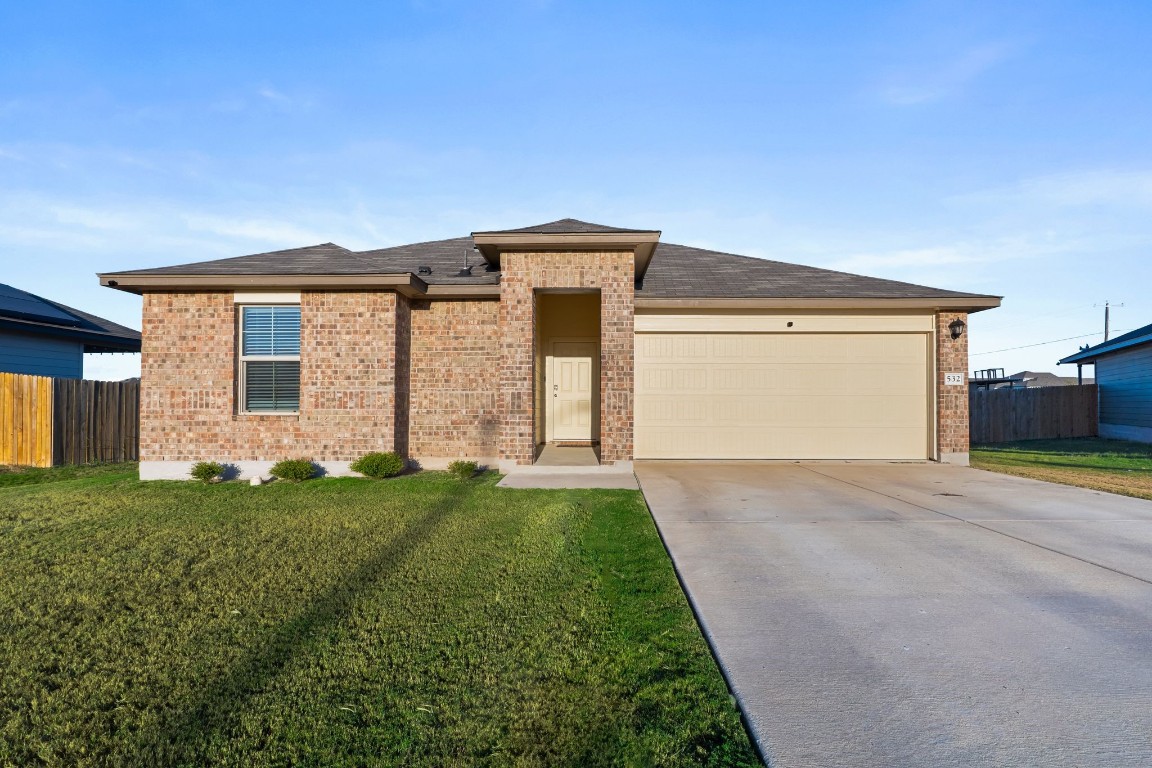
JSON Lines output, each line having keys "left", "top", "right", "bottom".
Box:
{"left": 238, "top": 304, "right": 301, "bottom": 415}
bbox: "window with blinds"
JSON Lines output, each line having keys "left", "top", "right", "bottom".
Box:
{"left": 239, "top": 305, "right": 301, "bottom": 413}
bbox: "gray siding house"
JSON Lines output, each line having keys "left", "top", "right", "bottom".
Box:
{"left": 1060, "top": 322, "right": 1152, "bottom": 443}
{"left": 0, "top": 284, "right": 141, "bottom": 378}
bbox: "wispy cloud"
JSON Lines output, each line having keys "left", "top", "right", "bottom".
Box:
{"left": 825, "top": 233, "right": 1065, "bottom": 275}
{"left": 955, "top": 169, "right": 1152, "bottom": 208}
{"left": 877, "top": 42, "right": 1015, "bottom": 106}
{"left": 182, "top": 214, "right": 330, "bottom": 246}
{"left": 258, "top": 86, "right": 290, "bottom": 104}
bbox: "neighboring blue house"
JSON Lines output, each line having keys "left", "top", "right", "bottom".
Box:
{"left": 0, "top": 284, "right": 141, "bottom": 378}
{"left": 1059, "top": 322, "right": 1152, "bottom": 444}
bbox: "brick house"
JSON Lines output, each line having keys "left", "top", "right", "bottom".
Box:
{"left": 99, "top": 219, "right": 1000, "bottom": 479}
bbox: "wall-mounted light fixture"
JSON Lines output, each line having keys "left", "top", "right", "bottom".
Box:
{"left": 948, "top": 318, "right": 966, "bottom": 339}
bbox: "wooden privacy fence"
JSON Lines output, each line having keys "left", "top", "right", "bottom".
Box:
{"left": 0, "top": 372, "right": 139, "bottom": 467}
{"left": 0, "top": 372, "right": 54, "bottom": 466}
{"left": 970, "top": 384, "right": 1098, "bottom": 444}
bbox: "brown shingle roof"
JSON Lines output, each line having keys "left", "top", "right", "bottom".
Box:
{"left": 473, "top": 218, "right": 659, "bottom": 235}
{"left": 101, "top": 222, "right": 998, "bottom": 301}
{"left": 638, "top": 243, "right": 987, "bottom": 299}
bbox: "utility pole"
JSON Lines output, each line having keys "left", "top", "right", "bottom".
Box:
{"left": 1095, "top": 301, "right": 1124, "bottom": 341}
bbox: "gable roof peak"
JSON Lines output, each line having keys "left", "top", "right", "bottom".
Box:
{"left": 472, "top": 218, "right": 660, "bottom": 236}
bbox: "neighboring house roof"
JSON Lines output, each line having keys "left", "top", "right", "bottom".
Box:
{"left": 1008, "top": 371, "right": 1087, "bottom": 387}
{"left": 99, "top": 218, "right": 1001, "bottom": 307}
{"left": 1059, "top": 322, "right": 1152, "bottom": 365}
{"left": 0, "top": 284, "right": 141, "bottom": 353}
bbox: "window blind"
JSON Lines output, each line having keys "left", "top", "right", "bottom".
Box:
{"left": 241, "top": 305, "right": 301, "bottom": 412}
{"left": 244, "top": 361, "right": 301, "bottom": 412}
{"left": 242, "top": 306, "right": 301, "bottom": 356}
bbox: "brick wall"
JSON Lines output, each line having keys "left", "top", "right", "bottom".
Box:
{"left": 936, "top": 312, "right": 970, "bottom": 457}
{"left": 140, "top": 290, "right": 403, "bottom": 463}
{"left": 407, "top": 299, "right": 502, "bottom": 460}
{"left": 498, "top": 251, "right": 634, "bottom": 465}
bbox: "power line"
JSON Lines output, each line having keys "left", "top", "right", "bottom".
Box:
{"left": 970, "top": 328, "right": 1135, "bottom": 356}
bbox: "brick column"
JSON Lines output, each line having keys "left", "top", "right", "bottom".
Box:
{"left": 598, "top": 263, "right": 634, "bottom": 464}
{"left": 498, "top": 258, "right": 537, "bottom": 466}
{"left": 936, "top": 312, "right": 970, "bottom": 464}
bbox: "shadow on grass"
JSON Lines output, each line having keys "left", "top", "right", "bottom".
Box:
{"left": 147, "top": 482, "right": 469, "bottom": 762}
{"left": 978, "top": 457, "right": 1152, "bottom": 472}
{"left": 974, "top": 438, "right": 1152, "bottom": 459}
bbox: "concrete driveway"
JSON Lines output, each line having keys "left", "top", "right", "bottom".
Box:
{"left": 635, "top": 462, "right": 1152, "bottom": 768}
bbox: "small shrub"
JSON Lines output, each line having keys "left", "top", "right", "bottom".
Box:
{"left": 190, "top": 461, "right": 225, "bottom": 483}
{"left": 270, "top": 458, "right": 316, "bottom": 482}
{"left": 447, "top": 460, "right": 478, "bottom": 479}
{"left": 350, "top": 451, "right": 405, "bottom": 479}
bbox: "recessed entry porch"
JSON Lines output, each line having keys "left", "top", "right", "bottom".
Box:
{"left": 496, "top": 289, "right": 637, "bottom": 488}
{"left": 535, "top": 291, "right": 601, "bottom": 466}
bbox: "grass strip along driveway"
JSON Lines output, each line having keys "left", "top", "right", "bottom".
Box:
{"left": 0, "top": 465, "right": 757, "bottom": 767}
{"left": 972, "top": 437, "right": 1152, "bottom": 501}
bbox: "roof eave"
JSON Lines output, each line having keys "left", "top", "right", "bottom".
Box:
{"left": 1059, "top": 332, "right": 1152, "bottom": 365}
{"left": 98, "top": 272, "right": 431, "bottom": 297}
{"left": 0, "top": 317, "right": 141, "bottom": 350}
{"left": 634, "top": 296, "right": 1002, "bottom": 312}
{"left": 471, "top": 231, "right": 661, "bottom": 279}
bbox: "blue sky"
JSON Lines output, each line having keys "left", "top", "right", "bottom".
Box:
{"left": 2, "top": 0, "right": 1150, "bottom": 380}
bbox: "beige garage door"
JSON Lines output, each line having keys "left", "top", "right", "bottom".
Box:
{"left": 635, "top": 332, "right": 930, "bottom": 459}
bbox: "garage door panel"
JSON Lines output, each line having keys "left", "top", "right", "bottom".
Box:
{"left": 635, "top": 332, "right": 929, "bottom": 460}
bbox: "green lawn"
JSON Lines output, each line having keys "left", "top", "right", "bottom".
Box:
{"left": 972, "top": 437, "right": 1152, "bottom": 500}
{"left": 0, "top": 465, "right": 758, "bottom": 767}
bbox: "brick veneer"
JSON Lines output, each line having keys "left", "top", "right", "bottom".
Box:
{"left": 140, "top": 290, "right": 404, "bottom": 463}
{"left": 498, "top": 251, "right": 634, "bottom": 465}
{"left": 140, "top": 279, "right": 962, "bottom": 472}
{"left": 936, "top": 312, "right": 970, "bottom": 460}
{"left": 407, "top": 299, "right": 502, "bottom": 460}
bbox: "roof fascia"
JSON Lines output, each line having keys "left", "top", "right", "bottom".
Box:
{"left": 98, "top": 272, "right": 430, "bottom": 297}
{"left": 0, "top": 317, "right": 141, "bottom": 350}
{"left": 471, "top": 231, "right": 661, "bottom": 279}
{"left": 635, "top": 296, "right": 1002, "bottom": 312}
{"left": 1058, "top": 332, "right": 1152, "bottom": 365}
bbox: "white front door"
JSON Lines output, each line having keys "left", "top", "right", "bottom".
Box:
{"left": 550, "top": 341, "right": 596, "bottom": 441}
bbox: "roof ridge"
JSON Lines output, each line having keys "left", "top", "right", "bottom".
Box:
{"left": 473, "top": 219, "right": 659, "bottom": 235}
{"left": 354, "top": 235, "right": 473, "bottom": 256}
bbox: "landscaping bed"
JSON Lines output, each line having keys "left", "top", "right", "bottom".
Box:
{"left": 971, "top": 437, "right": 1152, "bottom": 500}
{"left": 0, "top": 464, "right": 758, "bottom": 767}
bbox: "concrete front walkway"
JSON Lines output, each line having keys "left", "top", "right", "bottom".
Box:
{"left": 636, "top": 462, "right": 1152, "bottom": 768}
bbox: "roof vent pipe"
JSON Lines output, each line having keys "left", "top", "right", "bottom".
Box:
{"left": 457, "top": 246, "right": 477, "bottom": 277}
